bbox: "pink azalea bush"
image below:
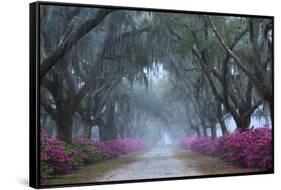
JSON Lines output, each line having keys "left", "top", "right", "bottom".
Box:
{"left": 40, "top": 130, "right": 78, "bottom": 177}
{"left": 71, "top": 136, "right": 144, "bottom": 163}
{"left": 106, "top": 138, "right": 144, "bottom": 155}
{"left": 71, "top": 137, "right": 116, "bottom": 163}
{"left": 181, "top": 136, "right": 217, "bottom": 156}
{"left": 40, "top": 130, "right": 144, "bottom": 178}
{"left": 221, "top": 128, "right": 272, "bottom": 169}
{"left": 180, "top": 127, "right": 272, "bottom": 170}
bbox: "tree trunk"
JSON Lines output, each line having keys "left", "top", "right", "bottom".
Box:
{"left": 202, "top": 126, "right": 208, "bottom": 137}
{"left": 191, "top": 127, "right": 200, "bottom": 137}
{"left": 118, "top": 121, "right": 126, "bottom": 139}
{"left": 97, "top": 118, "right": 105, "bottom": 141}
{"left": 210, "top": 125, "right": 217, "bottom": 139}
{"left": 269, "top": 102, "right": 273, "bottom": 125}
{"left": 99, "top": 101, "right": 117, "bottom": 141}
{"left": 83, "top": 124, "right": 92, "bottom": 139}
{"left": 234, "top": 115, "right": 251, "bottom": 131}
{"left": 56, "top": 114, "right": 73, "bottom": 144}
{"left": 99, "top": 125, "right": 107, "bottom": 141}
{"left": 219, "top": 119, "right": 228, "bottom": 135}
{"left": 72, "top": 122, "right": 79, "bottom": 136}
{"left": 99, "top": 124, "right": 117, "bottom": 141}
{"left": 195, "top": 128, "right": 201, "bottom": 137}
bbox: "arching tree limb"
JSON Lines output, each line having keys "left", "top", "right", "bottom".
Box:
{"left": 40, "top": 9, "right": 114, "bottom": 79}
{"left": 206, "top": 16, "right": 257, "bottom": 81}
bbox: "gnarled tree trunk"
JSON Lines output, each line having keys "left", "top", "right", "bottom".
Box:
{"left": 56, "top": 111, "right": 73, "bottom": 144}
{"left": 99, "top": 101, "right": 118, "bottom": 141}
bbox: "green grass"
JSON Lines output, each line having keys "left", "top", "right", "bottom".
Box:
{"left": 42, "top": 151, "right": 142, "bottom": 186}
{"left": 174, "top": 149, "right": 258, "bottom": 175}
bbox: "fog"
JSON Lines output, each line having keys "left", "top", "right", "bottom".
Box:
{"left": 42, "top": 62, "right": 271, "bottom": 146}
{"left": 40, "top": 6, "right": 272, "bottom": 146}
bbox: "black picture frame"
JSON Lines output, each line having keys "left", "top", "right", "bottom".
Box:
{"left": 30, "top": 1, "right": 274, "bottom": 189}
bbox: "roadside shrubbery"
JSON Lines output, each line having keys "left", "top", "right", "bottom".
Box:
{"left": 40, "top": 130, "right": 78, "bottom": 178}
{"left": 106, "top": 138, "right": 145, "bottom": 154}
{"left": 40, "top": 130, "right": 144, "bottom": 178}
{"left": 181, "top": 127, "right": 272, "bottom": 170}
{"left": 181, "top": 136, "right": 217, "bottom": 156}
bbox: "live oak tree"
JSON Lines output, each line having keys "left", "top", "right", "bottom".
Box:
{"left": 40, "top": 8, "right": 114, "bottom": 79}
{"left": 207, "top": 16, "right": 273, "bottom": 122}
{"left": 40, "top": 5, "right": 273, "bottom": 143}
{"left": 40, "top": 7, "right": 158, "bottom": 142}
{"left": 172, "top": 15, "right": 266, "bottom": 130}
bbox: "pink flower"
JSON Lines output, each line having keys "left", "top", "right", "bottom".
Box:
{"left": 180, "top": 127, "right": 272, "bottom": 170}
{"left": 41, "top": 130, "right": 145, "bottom": 176}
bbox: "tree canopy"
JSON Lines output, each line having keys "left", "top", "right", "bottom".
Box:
{"left": 40, "top": 5, "right": 273, "bottom": 144}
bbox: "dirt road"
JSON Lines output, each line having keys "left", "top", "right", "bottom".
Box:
{"left": 44, "top": 147, "right": 255, "bottom": 185}
{"left": 99, "top": 147, "right": 200, "bottom": 181}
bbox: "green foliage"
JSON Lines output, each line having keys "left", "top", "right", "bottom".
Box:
{"left": 66, "top": 144, "right": 85, "bottom": 167}
{"left": 40, "top": 162, "right": 54, "bottom": 178}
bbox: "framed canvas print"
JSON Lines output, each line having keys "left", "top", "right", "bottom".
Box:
{"left": 29, "top": 1, "right": 274, "bottom": 188}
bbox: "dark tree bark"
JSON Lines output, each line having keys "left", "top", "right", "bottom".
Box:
{"left": 216, "top": 101, "right": 228, "bottom": 135}
{"left": 207, "top": 16, "right": 273, "bottom": 124}
{"left": 219, "top": 119, "right": 228, "bottom": 135}
{"left": 187, "top": 20, "right": 262, "bottom": 131}
{"left": 41, "top": 62, "right": 115, "bottom": 143}
{"left": 193, "top": 127, "right": 201, "bottom": 137}
{"left": 56, "top": 109, "right": 74, "bottom": 144}
{"left": 99, "top": 101, "right": 118, "bottom": 141}
{"left": 202, "top": 126, "right": 208, "bottom": 137}
{"left": 83, "top": 124, "right": 92, "bottom": 139}
{"left": 210, "top": 124, "right": 217, "bottom": 139}
{"left": 234, "top": 116, "right": 251, "bottom": 131}
{"left": 116, "top": 116, "right": 127, "bottom": 139}
{"left": 186, "top": 108, "right": 201, "bottom": 137}
{"left": 269, "top": 102, "right": 273, "bottom": 125}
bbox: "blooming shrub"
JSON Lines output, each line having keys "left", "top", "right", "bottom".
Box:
{"left": 72, "top": 137, "right": 145, "bottom": 162}
{"left": 41, "top": 130, "right": 144, "bottom": 177}
{"left": 72, "top": 137, "right": 116, "bottom": 163}
{"left": 221, "top": 128, "right": 272, "bottom": 169}
{"left": 106, "top": 138, "right": 144, "bottom": 155}
{"left": 40, "top": 131, "right": 77, "bottom": 175}
{"left": 180, "top": 127, "right": 272, "bottom": 170}
{"left": 181, "top": 136, "right": 217, "bottom": 156}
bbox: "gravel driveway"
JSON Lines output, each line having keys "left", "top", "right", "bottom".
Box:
{"left": 98, "top": 147, "right": 201, "bottom": 181}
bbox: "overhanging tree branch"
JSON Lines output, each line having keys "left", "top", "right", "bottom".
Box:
{"left": 207, "top": 16, "right": 272, "bottom": 112}
{"left": 40, "top": 9, "right": 114, "bottom": 79}
{"left": 206, "top": 16, "right": 257, "bottom": 81}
